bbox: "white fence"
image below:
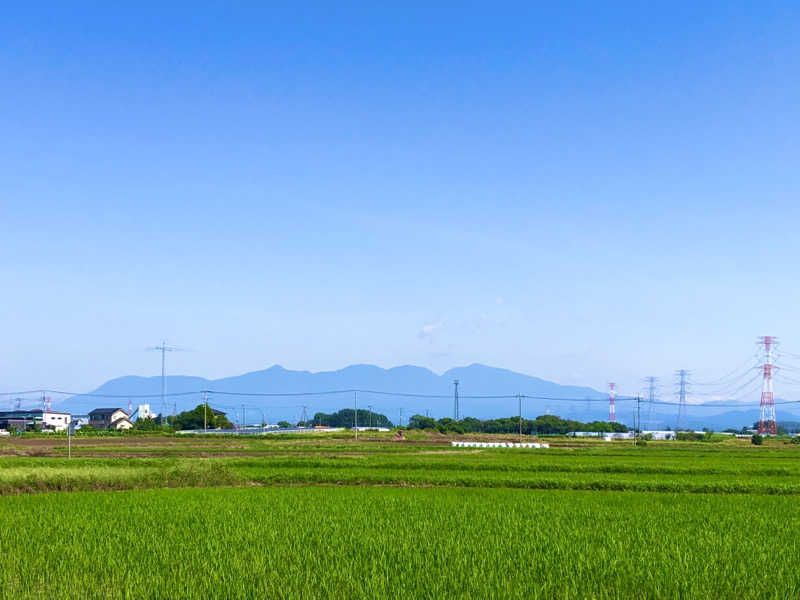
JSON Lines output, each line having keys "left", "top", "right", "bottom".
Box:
{"left": 450, "top": 441, "right": 549, "bottom": 449}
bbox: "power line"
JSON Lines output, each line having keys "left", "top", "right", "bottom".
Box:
{"left": 9, "top": 386, "right": 800, "bottom": 411}
{"left": 692, "top": 354, "right": 761, "bottom": 386}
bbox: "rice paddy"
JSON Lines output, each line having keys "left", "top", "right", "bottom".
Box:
{"left": 1, "top": 434, "right": 799, "bottom": 598}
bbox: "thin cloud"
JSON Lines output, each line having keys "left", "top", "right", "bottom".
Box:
{"left": 418, "top": 322, "right": 443, "bottom": 340}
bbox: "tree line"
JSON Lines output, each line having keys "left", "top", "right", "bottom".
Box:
{"left": 132, "top": 404, "right": 234, "bottom": 431}
{"left": 407, "top": 414, "right": 628, "bottom": 435}
{"left": 306, "top": 408, "right": 394, "bottom": 429}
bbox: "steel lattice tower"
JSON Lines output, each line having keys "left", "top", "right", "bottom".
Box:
{"left": 608, "top": 382, "right": 616, "bottom": 422}
{"left": 646, "top": 376, "right": 658, "bottom": 430}
{"left": 147, "top": 341, "right": 178, "bottom": 423}
{"left": 676, "top": 370, "right": 689, "bottom": 430}
{"left": 758, "top": 336, "right": 777, "bottom": 435}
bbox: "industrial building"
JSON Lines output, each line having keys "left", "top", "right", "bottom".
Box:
{"left": 0, "top": 409, "right": 72, "bottom": 432}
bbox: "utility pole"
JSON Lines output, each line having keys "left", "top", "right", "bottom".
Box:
{"left": 301, "top": 405, "right": 308, "bottom": 427}
{"left": 241, "top": 404, "right": 246, "bottom": 431}
{"left": 368, "top": 405, "right": 373, "bottom": 429}
{"left": 354, "top": 391, "right": 358, "bottom": 440}
{"left": 518, "top": 393, "right": 522, "bottom": 443}
{"left": 399, "top": 408, "right": 403, "bottom": 428}
{"left": 203, "top": 391, "right": 208, "bottom": 433}
{"left": 635, "top": 395, "right": 641, "bottom": 446}
{"left": 453, "top": 379, "right": 459, "bottom": 421}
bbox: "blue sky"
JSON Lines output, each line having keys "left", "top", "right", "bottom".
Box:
{"left": 3, "top": 2, "right": 800, "bottom": 398}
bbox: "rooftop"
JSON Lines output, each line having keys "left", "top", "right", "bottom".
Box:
{"left": 88, "top": 408, "right": 126, "bottom": 415}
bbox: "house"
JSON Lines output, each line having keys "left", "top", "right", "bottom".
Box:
{"left": 88, "top": 408, "right": 134, "bottom": 430}
{"left": 0, "top": 409, "right": 72, "bottom": 432}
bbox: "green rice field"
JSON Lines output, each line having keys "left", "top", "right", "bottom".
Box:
{"left": 1, "top": 435, "right": 800, "bottom": 598}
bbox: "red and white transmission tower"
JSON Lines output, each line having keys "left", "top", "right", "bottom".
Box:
{"left": 608, "top": 382, "right": 616, "bottom": 422}
{"left": 758, "top": 336, "right": 777, "bottom": 435}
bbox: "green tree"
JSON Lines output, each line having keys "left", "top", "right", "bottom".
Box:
{"left": 435, "top": 418, "right": 462, "bottom": 434}
{"left": 171, "top": 405, "right": 233, "bottom": 431}
{"left": 408, "top": 415, "right": 436, "bottom": 429}
{"left": 404, "top": 413, "right": 629, "bottom": 435}
{"left": 313, "top": 409, "right": 393, "bottom": 428}
{"left": 751, "top": 433, "right": 764, "bottom": 446}
{"left": 277, "top": 421, "right": 291, "bottom": 429}
{"left": 133, "top": 417, "right": 160, "bottom": 431}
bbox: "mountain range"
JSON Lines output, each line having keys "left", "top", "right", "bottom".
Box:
{"left": 53, "top": 363, "right": 794, "bottom": 430}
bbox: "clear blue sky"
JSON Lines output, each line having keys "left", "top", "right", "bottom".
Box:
{"left": 3, "top": 2, "right": 800, "bottom": 398}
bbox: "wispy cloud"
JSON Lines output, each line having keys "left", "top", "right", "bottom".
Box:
{"left": 418, "top": 322, "right": 443, "bottom": 340}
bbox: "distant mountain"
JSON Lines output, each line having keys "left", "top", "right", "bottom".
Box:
{"left": 57, "top": 363, "right": 605, "bottom": 423}
{"left": 54, "top": 363, "right": 800, "bottom": 429}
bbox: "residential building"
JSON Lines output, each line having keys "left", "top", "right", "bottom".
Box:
{"left": 88, "top": 408, "right": 133, "bottom": 430}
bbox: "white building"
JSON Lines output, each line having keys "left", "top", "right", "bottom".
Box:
{"left": 42, "top": 411, "right": 72, "bottom": 432}
{"left": 642, "top": 430, "right": 676, "bottom": 440}
{"left": 130, "top": 404, "right": 155, "bottom": 421}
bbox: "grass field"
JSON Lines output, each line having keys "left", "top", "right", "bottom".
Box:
{"left": 2, "top": 434, "right": 800, "bottom": 598}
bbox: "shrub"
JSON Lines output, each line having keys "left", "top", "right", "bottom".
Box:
{"left": 751, "top": 434, "right": 763, "bottom": 446}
